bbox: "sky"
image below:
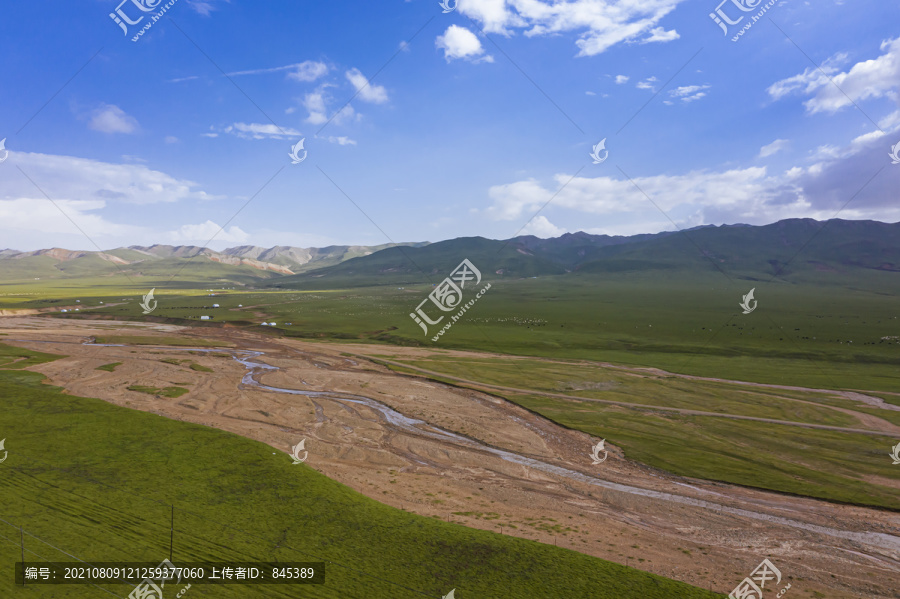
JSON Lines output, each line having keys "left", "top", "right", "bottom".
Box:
{"left": 1, "top": 0, "right": 899, "bottom": 251}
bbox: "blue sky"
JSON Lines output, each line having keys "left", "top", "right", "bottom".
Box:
{"left": 1, "top": 0, "right": 899, "bottom": 251}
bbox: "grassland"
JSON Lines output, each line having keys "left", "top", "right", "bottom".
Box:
{"left": 95, "top": 362, "right": 122, "bottom": 372}
{"left": 94, "top": 335, "right": 232, "bottom": 348}
{"left": 126, "top": 384, "right": 191, "bottom": 398}
{"left": 0, "top": 342, "right": 722, "bottom": 598}
{"left": 369, "top": 354, "right": 900, "bottom": 509}
{"left": 40, "top": 271, "right": 894, "bottom": 389}
{"left": 2, "top": 269, "right": 898, "bottom": 515}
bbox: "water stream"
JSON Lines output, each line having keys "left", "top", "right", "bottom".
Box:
{"left": 232, "top": 351, "right": 900, "bottom": 556}
{"left": 13, "top": 338, "right": 899, "bottom": 557}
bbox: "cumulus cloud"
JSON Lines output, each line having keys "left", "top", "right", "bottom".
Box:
{"left": 325, "top": 136, "right": 357, "bottom": 145}
{"left": 458, "top": 0, "right": 685, "bottom": 57}
{"left": 170, "top": 220, "right": 249, "bottom": 244}
{"left": 345, "top": 68, "right": 389, "bottom": 103}
{"left": 88, "top": 104, "right": 139, "bottom": 134}
{"left": 5, "top": 152, "right": 220, "bottom": 206}
{"left": 669, "top": 84, "right": 710, "bottom": 102}
{"left": 759, "top": 139, "right": 789, "bottom": 158}
{"left": 615, "top": 75, "right": 630, "bottom": 84}
{"left": 636, "top": 76, "right": 658, "bottom": 91}
{"left": 0, "top": 198, "right": 140, "bottom": 242}
{"left": 223, "top": 122, "right": 301, "bottom": 140}
{"left": 484, "top": 125, "right": 900, "bottom": 230}
{"left": 640, "top": 27, "right": 679, "bottom": 44}
{"left": 301, "top": 84, "right": 356, "bottom": 125}
{"left": 520, "top": 215, "right": 567, "bottom": 238}
{"left": 436, "top": 25, "right": 494, "bottom": 63}
{"left": 768, "top": 39, "right": 900, "bottom": 114}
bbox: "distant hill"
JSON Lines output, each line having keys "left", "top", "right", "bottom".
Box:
{"left": 266, "top": 219, "right": 900, "bottom": 289}
{"left": 3, "top": 219, "right": 899, "bottom": 288}
{"left": 0, "top": 242, "right": 428, "bottom": 282}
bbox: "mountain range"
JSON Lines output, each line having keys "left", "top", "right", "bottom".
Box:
{"left": 0, "top": 242, "right": 428, "bottom": 281}
{"left": 268, "top": 218, "right": 900, "bottom": 289}
{"left": 3, "top": 219, "right": 899, "bottom": 287}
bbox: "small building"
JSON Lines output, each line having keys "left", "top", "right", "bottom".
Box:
{"left": 61, "top": 309, "right": 68, "bottom": 313}
{"left": 260, "top": 322, "right": 268, "bottom": 326}
{"left": 200, "top": 315, "right": 211, "bottom": 320}
{"left": 212, "top": 304, "right": 220, "bottom": 308}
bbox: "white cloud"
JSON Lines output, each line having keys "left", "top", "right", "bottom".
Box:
{"left": 669, "top": 84, "right": 709, "bottom": 102}
{"left": 165, "top": 136, "right": 179, "bottom": 144}
{"left": 186, "top": 0, "right": 224, "bottom": 16}
{"left": 227, "top": 61, "right": 329, "bottom": 82}
{"left": 88, "top": 104, "right": 139, "bottom": 134}
{"left": 615, "top": 75, "right": 630, "bottom": 84}
{"left": 223, "top": 122, "right": 301, "bottom": 140}
{"left": 766, "top": 40, "right": 900, "bottom": 114}
{"left": 5, "top": 152, "right": 220, "bottom": 206}
{"left": 485, "top": 120, "right": 900, "bottom": 230}
{"left": 458, "top": 0, "right": 685, "bottom": 57}
{"left": 487, "top": 167, "right": 780, "bottom": 222}
{"left": 759, "top": 139, "right": 789, "bottom": 158}
{"left": 300, "top": 84, "right": 357, "bottom": 126}
{"left": 636, "top": 77, "right": 657, "bottom": 91}
{"left": 436, "top": 25, "right": 494, "bottom": 63}
{"left": 520, "top": 215, "right": 566, "bottom": 238}
{"left": 326, "top": 136, "right": 357, "bottom": 146}
{"left": 640, "top": 27, "right": 679, "bottom": 44}
{"left": 170, "top": 220, "right": 249, "bottom": 244}
{"left": 345, "top": 68, "right": 389, "bottom": 103}
{"left": 0, "top": 198, "right": 140, "bottom": 241}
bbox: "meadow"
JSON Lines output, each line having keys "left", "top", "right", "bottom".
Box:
{"left": 1, "top": 268, "right": 897, "bottom": 536}
{"left": 12, "top": 269, "right": 894, "bottom": 391}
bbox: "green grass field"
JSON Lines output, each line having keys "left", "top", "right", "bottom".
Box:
{"left": 21, "top": 271, "right": 897, "bottom": 393}
{"left": 372, "top": 355, "right": 900, "bottom": 509}
{"left": 0, "top": 343, "right": 723, "bottom": 598}
{"left": 126, "top": 384, "right": 191, "bottom": 398}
